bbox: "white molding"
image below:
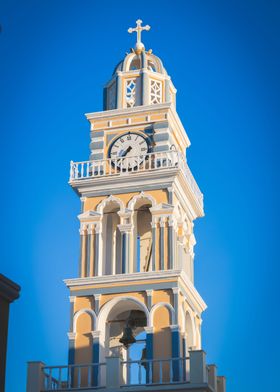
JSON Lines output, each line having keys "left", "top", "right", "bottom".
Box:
{"left": 64, "top": 270, "right": 207, "bottom": 314}
{"left": 78, "top": 210, "right": 102, "bottom": 222}
{"left": 67, "top": 332, "right": 76, "bottom": 340}
{"left": 97, "top": 195, "right": 125, "bottom": 213}
{"left": 73, "top": 308, "right": 97, "bottom": 333}
{"left": 69, "top": 296, "right": 76, "bottom": 303}
{"left": 90, "top": 330, "right": 101, "bottom": 339}
{"left": 149, "top": 302, "right": 175, "bottom": 326}
{"left": 97, "top": 296, "right": 150, "bottom": 331}
{"left": 127, "top": 191, "right": 156, "bottom": 210}
{"left": 169, "top": 324, "right": 181, "bottom": 332}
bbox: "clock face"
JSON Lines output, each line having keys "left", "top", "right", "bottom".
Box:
{"left": 108, "top": 132, "right": 150, "bottom": 170}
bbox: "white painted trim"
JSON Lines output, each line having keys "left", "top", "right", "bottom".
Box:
{"left": 149, "top": 302, "right": 175, "bottom": 327}
{"left": 127, "top": 191, "right": 156, "bottom": 210}
{"left": 73, "top": 308, "right": 97, "bottom": 333}
{"left": 97, "top": 296, "right": 149, "bottom": 330}
{"left": 67, "top": 332, "right": 76, "bottom": 340}
{"left": 97, "top": 195, "right": 125, "bottom": 213}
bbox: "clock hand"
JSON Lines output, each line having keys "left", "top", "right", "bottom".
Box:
{"left": 120, "top": 146, "right": 132, "bottom": 157}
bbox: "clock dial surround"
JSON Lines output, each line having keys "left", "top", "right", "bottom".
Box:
{"left": 108, "top": 132, "right": 151, "bottom": 171}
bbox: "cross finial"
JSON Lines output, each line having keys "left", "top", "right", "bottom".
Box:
{"left": 128, "top": 19, "right": 151, "bottom": 54}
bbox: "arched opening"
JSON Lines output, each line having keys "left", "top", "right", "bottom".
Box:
{"left": 129, "top": 56, "right": 141, "bottom": 70}
{"left": 147, "top": 60, "right": 157, "bottom": 72}
{"left": 132, "top": 198, "right": 153, "bottom": 272}
{"left": 102, "top": 200, "right": 121, "bottom": 275}
{"left": 98, "top": 298, "right": 148, "bottom": 384}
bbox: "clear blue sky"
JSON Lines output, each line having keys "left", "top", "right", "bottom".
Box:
{"left": 1, "top": 1, "right": 279, "bottom": 391}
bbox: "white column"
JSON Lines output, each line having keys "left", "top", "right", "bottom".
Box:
{"left": 117, "top": 224, "right": 133, "bottom": 273}
{"left": 159, "top": 217, "right": 166, "bottom": 270}
{"left": 79, "top": 225, "right": 87, "bottom": 277}
{"left": 95, "top": 222, "right": 103, "bottom": 276}
{"left": 150, "top": 217, "right": 158, "bottom": 271}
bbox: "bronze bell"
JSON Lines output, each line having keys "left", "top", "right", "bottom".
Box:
{"left": 119, "top": 326, "right": 136, "bottom": 348}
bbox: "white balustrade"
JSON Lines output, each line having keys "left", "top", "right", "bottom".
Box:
{"left": 42, "top": 362, "right": 105, "bottom": 390}
{"left": 121, "top": 356, "right": 190, "bottom": 386}
{"left": 69, "top": 151, "right": 203, "bottom": 209}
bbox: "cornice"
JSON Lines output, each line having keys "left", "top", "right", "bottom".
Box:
{"left": 63, "top": 269, "right": 207, "bottom": 314}
{"left": 0, "top": 274, "right": 20, "bottom": 303}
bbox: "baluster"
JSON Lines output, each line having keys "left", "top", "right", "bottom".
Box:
{"left": 68, "top": 366, "right": 71, "bottom": 388}
{"left": 149, "top": 153, "right": 152, "bottom": 170}
{"left": 109, "top": 159, "right": 112, "bottom": 175}
{"left": 48, "top": 369, "right": 52, "bottom": 390}
{"left": 78, "top": 366, "right": 81, "bottom": 388}
{"left": 138, "top": 361, "right": 142, "bottom": 384}
{"left": 137, "top": 156, "right": 140, "bottom": 171}
{"left": 58, "top": 367, "right": 62, "bottom": 388}
{"left": 149, "top": 361, "right": 152, "bottom": 384}
{"left": 87, "top": 365, "right": 91, "bottom": 387}
{"left": 86, "top": 162, "right": 89, "bottom": 177}
{"left": 169, "top": 359, "right": 173, "bottom": 383}
{"left": 159, "top": 360, "right": 163, "bottom": 383}
{"left": 70, "top": 161, "right": 73, "bottom": 180}
{"left": 179, "top": 358, "right": 183, "bottom": 381}
{"left": 75, "top": 164, "right": 79, "bottom": 179}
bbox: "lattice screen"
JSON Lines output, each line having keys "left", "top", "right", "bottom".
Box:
{"left": 150, "top": 80, "right": 162, "bottom": 104}
{"left": 125, "top": 79, "right": 137, "bottom": 107}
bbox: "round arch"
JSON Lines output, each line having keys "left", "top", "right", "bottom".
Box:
{"left": 73, "top": 308, "right": 97, "bottom": 333}
{"left": 128, "top": 192, "right": 156, "bottom": 210}
{"left": 149, "top": 302, "right": 175, "bottom": 327}
{"left": 97, "top": 195, "right": 125, "bottom": 214}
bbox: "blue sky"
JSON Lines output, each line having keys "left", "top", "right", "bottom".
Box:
{"left": 1, "top": 1, "right": 279, "bottom": 391}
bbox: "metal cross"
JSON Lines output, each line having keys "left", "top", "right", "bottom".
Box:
{"left": 128, "top": 19, "right": 150, "bottom": 45}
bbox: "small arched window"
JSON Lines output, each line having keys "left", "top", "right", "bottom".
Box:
{"left": 129, "top": 58, "right": 141, "bottom": 70}
{"left": 148, "top": 61, "right": 157, "bottom": 72}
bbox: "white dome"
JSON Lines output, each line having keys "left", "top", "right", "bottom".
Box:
{"left": 113, "top": 50, "right": 167, "bottom": 75}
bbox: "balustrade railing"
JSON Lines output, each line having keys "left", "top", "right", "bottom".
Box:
{"left": 42, "top": 362, "right": 105, "bottom": 390}
{"left": 121, "top": 357, "right": 190, "bottom": 386}
{"left": 69, "top": 151, "right": 203, "bottom": 208}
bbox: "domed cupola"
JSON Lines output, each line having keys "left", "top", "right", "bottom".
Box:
{"left": 103, "top": 20, "right": 177, "bottom": 110}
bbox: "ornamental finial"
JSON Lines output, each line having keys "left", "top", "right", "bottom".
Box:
{"left": 128, "top": 19, "right": 151, "bottom": 54}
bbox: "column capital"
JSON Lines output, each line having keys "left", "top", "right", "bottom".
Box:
{"left": 67, "top": 332, "right": 76, "bottom": 340}
{"left": 160, "top": 217, "right": 167, "bottom": 227}
{"left": 117, "top": 208, "right": 133, "bottom": 219}
{"left": 69, "top": 296, "right": 76, "bottom": 303}
{"left": 88, "top": 224, "right": 95, "bottom": 235}
{"left": 94, "top": 293, "right": 101, "bottom": 301}
{"left": 95, "top": 223, "right": 102, "bottom": 234}
{"left": 172, "top": 287, "right": 180, "bottom": 295}
{"left": 117, "top": 223, "right": 133, "bottom": 233}
{"left": 169, "top": 324, "right": 181, "bottom": 332}
{"left": 79, "top": 225, "right": 88, "bottom": 235}
{"left": 146, "top": 289, "right": 153, "bottom": 297}
{"left": 90, "top": 330, "right": 101, "bottom": 339}
{"left": 144, "top": 326, "right": 154, "bottom": 334}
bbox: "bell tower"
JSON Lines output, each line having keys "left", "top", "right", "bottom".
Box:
{"left": 26, "top": 20, "right": 226, "bottom": 392}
